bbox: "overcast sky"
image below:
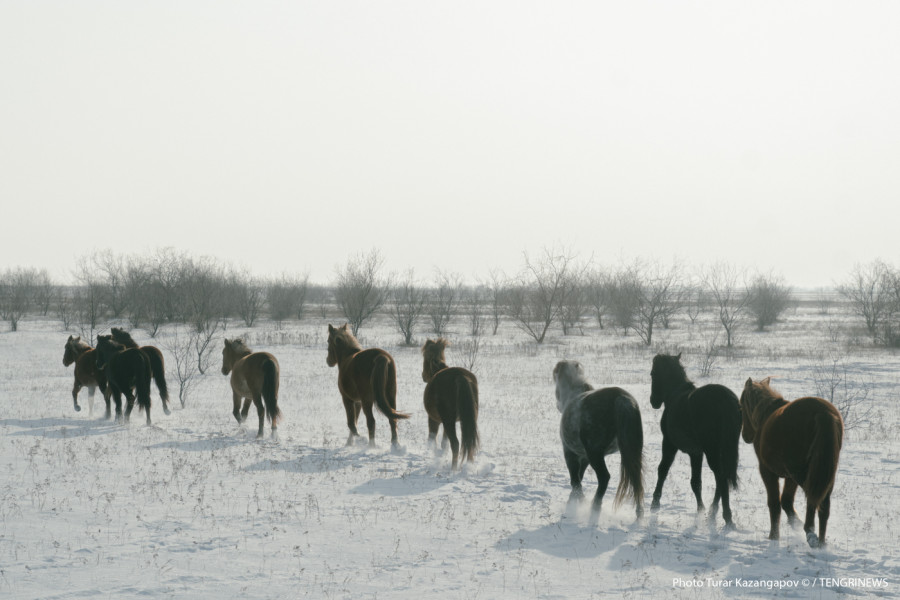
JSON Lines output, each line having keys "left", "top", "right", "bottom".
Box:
{"left": 2, "top": 1, "right": 898, "bottom": 288}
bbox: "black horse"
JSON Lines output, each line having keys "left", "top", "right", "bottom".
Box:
{"left": 554, "top": 360, "right": 644, "bottom": 520}
{"left": 110, "top": 327, "right": 171, "bottom": 408}
{"left": 95, "top": 334, "right": 155, "bottom": 424}
{"left": 649, "top": 353, "right": 741, "bottom": 528}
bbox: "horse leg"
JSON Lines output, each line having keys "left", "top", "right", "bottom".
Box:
{"left": 362, "top": 401, "right": 377, "bottom": 447}
{"left": 651, "top": 437, "right": 677, "bottom": 510}
{"left": 103, "top": 385, "right": 112, "bottom": 420}
{"left": 111, "top": 388, "right": 123, "bottom": 422}
{"left": 587, "top": 454, "right": 611, "bottom": 518}
{"left": 427, "top": 417, "right": 441, "bottom": 454}
{"left": 252, "top": 394, "right": 265, "bottom": 439}
{"left": 689, "top": 452, "right": 705, "bottom": 512}
{"left": 342, "top": 396, "right": 360, "bottom": 446}
{"left": 803, "top": 500, "right": 819, "bottom": 547}
{"left": 444, "top": 421, "right": 460, "bottom": 470}
{"left": 816, "top": 494, "right": 831, "bottom": 547}
{"left": 86, "top": 385, "right": 96, "bottom": 416}
{"left": 706, "top": 454, "right": 733, "bottom": 527}
{"left": 781, "top": 478, "right": 800, "bottom": 526}
{"left": 72, "top": 380, "right": 83, "bottom": 412}
{"left": 123, "top": 389, "right": 136, "bottom": 423}
{"left": 564, "top": 449, "right": 586, "bottom": 503}
{"left": 759, "top": 466, "right": 782, "bottom": 540}
{"left": 232, "top": 392, "right": 243, "bottom": 424}
{"left": 240, "top": 398, "right": 252, "bottom": 422}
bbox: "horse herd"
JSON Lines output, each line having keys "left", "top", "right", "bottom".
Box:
{"left": 62, "top": 323, "right": 844, "bottom": 548}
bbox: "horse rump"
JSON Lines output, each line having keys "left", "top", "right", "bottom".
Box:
{"left": 371, "top": 354, "right": 410, "bottom": 421}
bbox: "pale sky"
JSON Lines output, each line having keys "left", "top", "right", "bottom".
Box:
{"left": 2, "top": 1, "right": 898, "bottom": 288}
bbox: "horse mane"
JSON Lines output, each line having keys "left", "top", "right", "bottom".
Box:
{"left": 227, "top": 338, "right": 253, "bottom": 357}
{"left": 67, "top": 335, "right": 92, "bottom": 353}
{"left": 742, "top": 377, "right": 786, "bottom": 431}
{"left": 110, "top": 327, "right": 139, "bottom": 348}
{"left": 422, "top": 337, "right": 449, "bottom": 362}
{"left": 553, "top": 360, "right": 593, "bottom": 399}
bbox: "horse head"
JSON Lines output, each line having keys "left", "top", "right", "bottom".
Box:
{"left": 63, "top": 335, "right": 82, "bottom": 366}
{"left": 649, "top": 353, "right": 687, "bottom": 409}
{"left": 327, "top": 324, "right": 360, "bottom": 367}
{"left": 110, "top": 327, "right": 139, "bottom": 349}
{"left": 739, "top": 376, "right": 774, "bottom": 443}
{"left": 94, "top": 334, "right": 122, "bottom": 370}
{"left": 222, "top": 338, "right": 251, "bottom": 375}
{"left": 553, "top": 360, "right": 591, "bottom": 412}
{"left": 421, "top": 338, "right": 449, "bottom": 383}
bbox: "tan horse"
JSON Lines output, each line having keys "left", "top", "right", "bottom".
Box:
{"left": 421, "top": 338, "right": 479, "bottom": 469}
{"left": 221, "top": 338, "right": 281, "bottom": 438}
{"left": 740, "top": 377, "right": 844, "bottom": 547}
{"left": 327, "top": 324, "right": 409, "bottom": 447}
{"left": 62, "top": 335, "right": 111, "bottom": 417}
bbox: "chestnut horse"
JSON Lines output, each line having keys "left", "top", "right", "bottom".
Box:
{"left": 221, "top": 338, "right": 281, "bottom": 438}
{"left": 649, "top": 353, "right": 741, "bottom": 528}
{"left": 110, "top": 327, "right": 170, "bottom": 408}
{"left": 554, "top": 360, "right": 644, "bottom": 519}
{"left": 421, "top": 338, "right": 479, "bottom": 469}
{"left": 327, "top": 324, "right": 409, "bottom": 447}
{"left": 740, "top": 377, "right": 843, "bottom": 547}
{"left": 95, "top": 334, "right": 155, "bottom": 424}
{"left": 62, "top": 335, "right": 111, "bottom": 417}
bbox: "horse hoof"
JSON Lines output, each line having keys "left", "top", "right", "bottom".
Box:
{"left": 650, "top": 501, "right": 660, "bottom": 512}
{"left": 164, "top": 407, "right": 171, "bottom": 416}
{"left": 74, "top": 405, "right": 81, "bottom": 412}
{"left": 806, "top": 531, "right": 819, "bottom": 548}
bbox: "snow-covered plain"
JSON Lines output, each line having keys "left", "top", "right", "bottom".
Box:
{"left": 2, "top": 305, "right": 898, "bottom": 599}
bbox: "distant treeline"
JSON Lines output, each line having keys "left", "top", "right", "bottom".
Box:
{"left": 1, "top": 248, "right": 898, "bottom": 348}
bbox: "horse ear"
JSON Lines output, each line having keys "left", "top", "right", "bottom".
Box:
{"left": 328, "top": 324, "right": 335, "bottom": 334}
{"left": 744, "top": 377, "right": 753, "bottom": 388}
{"left": 762, "top": 376, "right": 771, "bottom": 386}
{"left": 676, "top": 352, "right": 682, "bottom": 360}
{"left": 340, "top": 323, "right": 349, "bottom": 331}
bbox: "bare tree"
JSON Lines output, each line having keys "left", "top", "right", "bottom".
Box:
{"left": 746, "top": 272, "right": 793, "bottom": 331}
{"left": 334, "top": 249, "right": 391, "bottom": 336}
{"left": 389, "top": 269, "right": 426, "bottom": 345}
{"left": 163, "top": 325, "right": 206, "bottom": 408}
{"left": 428, "top": 270, "right": 462, "bottom": 335}
{"left": 230, "top": 268, "right": 265, "bottom": 327}
{"left": 506, "top": 247, "right": 579, "bottom": 344}
{"left": 587, "top": 268, "right": 612, "bottom": 329}
{"left": 632, "top": 260, "right": 685, "bottom": 346}
{"left": 608, "top": 264, "right": 642, "bottom": 336}
{"left": 0, "top": 267, "right": 40, "bottom": 331}
{"left": 267, "top": 273, "right": 310, "bottom": 323}
{"left": 559, "top": 271, "right": 589, "bottom": 335}
{"left": 462, "top": 285, "right": 487, "bottom": 338}
{"left": 838, "top": 260, "right": 895, "bottom": 345}
{"left": 72, "top": 257, "right": 106, "bottom": 344}
{"left": 484, "top": 269, "right": 507, "bottom": 335}
{"left": 89, "top": 249, "right": 129, "bottom": 318}
{"left": 701, "top": 262, "right": 750, "bottom": 348}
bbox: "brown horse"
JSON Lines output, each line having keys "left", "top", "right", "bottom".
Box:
{"left": 221, "top": 338, "right": 281, "bottom": 438}
{"left": 421, "top": 338, "right": 480, "bottom": 470}
{"left": 95, "top": 334, "right": 154, "bottom": 424}
{"left": 110, "top": 327, "right": 171, "bottom": 408}
{"left": 327, "top": 323, "right": 410, "bottom": 447}
{"left": 62, "top": 335, "right": 111, "bottom": 417}
{"left": 740, "top": 377, "right": 844, "bottom": 547}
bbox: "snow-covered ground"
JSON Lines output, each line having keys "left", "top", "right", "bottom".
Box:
{"left": 2, "top": 307, "right": 898, "bottom": 599}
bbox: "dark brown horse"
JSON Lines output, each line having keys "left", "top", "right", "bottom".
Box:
{"left": 649, "top": 353, "right": 741, "bottom": 528}
{"left": 327, "top": 323, "right": 410, "bottom": 447}
{"left": 740, "top": 377, "right": 843, "bottom": 547}
{"left": 221, "top": 338, "right": 281, "bottom": 438}
{"left": 110, "top": 327, "right": 171, "bottom": 408}
{"left": 421, "top": 338, "right": 479, "bottom": 470}
{"left": 554, "top": 360, "right": 644, "bottom": 520}
{"left": 95, "top": 334, "right": 154, "bottom": 424}
{"left": 62, "top": 335, "right": 111, "bottom": 417}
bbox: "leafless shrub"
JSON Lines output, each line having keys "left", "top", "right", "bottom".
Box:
{"left": 389, "top": 269, "right": 426, "bottom": 345}
{"left": 163, "top": 325, "right": 205, "bottom": 407}
{"left": 334, "top": 249, "right": 391, "bottom": 336}
{"left": 812, "top": 351, "right": 875, "bottom": 431}
{"left": 838, "top": 260, "right": 895, "bottom": 345}
{"left": 701, "top": 262, "right": 750, "bottom": 348}
{"left": 698, "top": 333, "right": 720, "bottom": 378}
{"left": 506, "top": 247, "right": 581, "bottom": 344}
{"left": 746, "top": 272, "right": 792, "bottom": 331}
{"left": 267, "top": 273, "right": 310, "bottom": 323}
{"left": 587, "top": 268, "right": 612, "bottom": 329}
{"left": 428, "top": 270, "right": 462, "bottom": 335}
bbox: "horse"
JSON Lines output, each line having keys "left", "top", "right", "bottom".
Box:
{"left": 740, "top": 377, "right": 843, "bottom": 547}
{"left": 553, "top": 360, "right": 644, "bottom": 519}
{"left": 110, "top": 327, "right": 171, "bottom": 408}
{"left": 649, "top": 353, "right": 741, "bottom": 528}
{"left": 62, "top": 335, "right": 111, "bottom": 417}
{"left": 95, "top": 334, "right": 154, "bottom": 424}
{"left": 326, "top": 323, "right": 410, "bottom": 447}
{"left": 221, "top": 338, "right": 281, "bottom": 438}
{"left": 421, "top": 338, "right": 480, "bottom": 470}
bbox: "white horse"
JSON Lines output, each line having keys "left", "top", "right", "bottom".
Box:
{"left": 553, "top": 360, "right": 645, "bottom": 519}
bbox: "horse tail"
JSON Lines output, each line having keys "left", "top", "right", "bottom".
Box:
{"left": 372, "top": 354, "right": 410, "bottom": 421}
{"left": 720, "top": 399, "right": 741, "bottom": 490}
{"left": 613, "top": 394, "right": 644, "bottom": 510}
{"left": 456, "top": 376, "right": 480, "bottom": 463}
{"left": 804, "top": 407, "right": 843, "bottom": 511}
{"left": 262, "top": 357, "right": 281, "bottom": 426}
{"left": 145, "top": 347, "right": 169, "bottom": 407}
{"left": 136, "top": 352, "right": 152, "bottom": 415}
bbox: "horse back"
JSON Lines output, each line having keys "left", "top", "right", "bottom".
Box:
{"left": 232, "top": 352, "right": 280, "bottom": 396}
{"left": 758, "top": 396, "right": 842, "bottom": 478}
{"left": 424, "top": 367, "right": 478, "bottom": 421}
{"left": 74, "top": 349, "right": 104, "bottom": 387}
{"left": 341, "top": 348, "right": 395, "bottom": 399}
{"left": 663, "top": 384, "right": 739, "bottom": 452}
